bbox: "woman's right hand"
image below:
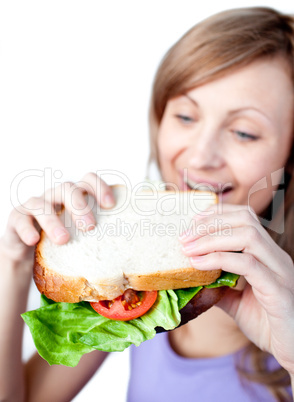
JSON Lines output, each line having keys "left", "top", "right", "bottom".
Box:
{"left": 0, "top": 172, "right": 114, "bottom": 402}
{"left": 0, "top": 172, "right": 115, "bottom": 265}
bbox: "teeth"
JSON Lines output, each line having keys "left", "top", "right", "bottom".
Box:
{"left": 185, "top": 177, "right": 217, "bottom": 193}
{"left": 184, "top": 177, "right": 233, "bottom": 194}
{"left": 197, "top": 185, "right": 215, "bottom": 191}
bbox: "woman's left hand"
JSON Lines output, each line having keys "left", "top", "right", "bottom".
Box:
{"left": 179, "top": 204, "right": 294, "bottom": 375}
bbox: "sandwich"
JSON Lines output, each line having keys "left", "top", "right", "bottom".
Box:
{"left": 22, "top": 185, "right": 238, "bottom": 367}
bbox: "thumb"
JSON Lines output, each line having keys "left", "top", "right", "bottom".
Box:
{"left": 216, "top": 287, "right": 243, "bottom": 320}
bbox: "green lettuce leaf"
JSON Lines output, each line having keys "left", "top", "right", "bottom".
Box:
{"left": 205, "top": 271, "right": 239, "bottom": 288}
{"left": 175, "top": 271, "right": 239, "bottom": 310}
{"left": 22, "top": 271, "right": 238, "bottom": 367}
{"left": 22, "top": 289, "right": 181, "bottom": 367}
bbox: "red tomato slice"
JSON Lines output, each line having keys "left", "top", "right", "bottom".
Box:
{"left": 90, "top": 290, "right": 158, "bottom": 321}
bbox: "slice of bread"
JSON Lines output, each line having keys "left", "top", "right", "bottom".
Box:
{"left": 34, "top": 185, "right": 221, "bottom": 302}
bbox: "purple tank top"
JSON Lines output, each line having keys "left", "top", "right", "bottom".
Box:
{"left": 127, "top": 332, "right": 291, "bottom": 402}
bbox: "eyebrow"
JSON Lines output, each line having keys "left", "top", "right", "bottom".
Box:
{"left": 183, "top": 94, "right": 272, "bottom": 123}
{"left": 184, "top": 94, "right": 198, "bottom": 106}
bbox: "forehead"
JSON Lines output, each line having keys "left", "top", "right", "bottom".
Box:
{"left": 170, "top": 57, "right": 294, "bottom": 112}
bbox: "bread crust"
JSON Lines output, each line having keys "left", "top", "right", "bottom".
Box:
{"left": 34, "top": 256, "right": 89, "bottom": 303}
{"left": 127, "top": 268, "right": 221, "bottom": 292}
{"left": 34, "top": 243, "right": 221, "bottom": 302}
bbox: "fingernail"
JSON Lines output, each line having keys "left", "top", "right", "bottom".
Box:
{"left": 182, "top": 243, "right": 196, "bottom": 253}
{"left": 195, "top": 213, "right": 207, "bottom": 220}
{"left": 83, "top": 214, "right": 96, "bottom": 231}
{"left": 53, "top": 227, "right": 68, "bottom": 240}
{"left": 179, "top": 231, "right": 190, "bottom": 241}
{"left": 26, "top": 232, "right": 40, "bottom": 245}
{"left": 190, "top": 256, "right": 205, "bottom": 265}
{"left": 179, "top": 230, "right": 196, "bottom": 243}
{"left": 103, "top": 194, "right": 114, "bottom": 208}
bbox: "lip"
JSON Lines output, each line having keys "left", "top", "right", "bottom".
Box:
{"left": 179, "top": 169, "right": 234, "bottom": 194}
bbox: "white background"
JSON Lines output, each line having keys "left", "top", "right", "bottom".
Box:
{"left": 0, "top": 1, "right": 292, "bottom": 400}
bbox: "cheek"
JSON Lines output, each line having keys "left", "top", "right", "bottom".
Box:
{"left": 157, "top": 130, "right": 169, "bottom": 161}
{"left": 229, "top": 139, "right": 289, "bottom": 187}
{"left": 157, "top": 124, "right": 182, "bottom": 165}
{"left": 237, "top": 160, "right": 270, "bottom": 187}
{"left": 230, "top": 150, "right": 285, "bottom": 213}
{"left": 157, "top": 127, "right": 172, "bottom": 180}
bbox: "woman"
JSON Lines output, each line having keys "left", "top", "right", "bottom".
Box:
{"left": 0, "top": 6, "right": 293, "bottom": 401}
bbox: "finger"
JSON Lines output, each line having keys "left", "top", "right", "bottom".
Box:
{"left": 179, "top": 207, "right": 263, "bottom": 244}
{"left": 216, "top": 287, "right": 243, "bottom": 320}
{"left": 185, "top": 203, "right": 258, "bottom": 222}
{"left": 13, "top": 200, "right": 70, "bottom": 245}
{"left": 216, "top": 284, "right": 264, "bottom": 334}
{"left": 187, "top": 251, "right": 291, "bottom": 313}
{"left": 33, "top": 212, "right": 70, "bottom": 244}
{"left": 181, "top": 226, "right": 277, "bottom": 272}
{"left": 80, "top": 172, "right": 115, "bottom": 209}
{"left": 13, "top": 218, "right": 40, "bottom": 246}
{"left": 6, "top": 211, "right": 40, "bottom": 247}
{"left": 44, "top": 182, "right": 96, "bottom": 231}
{"left": 208, "top": 203, "right": 258, "bottom": 216}
{"left": 44, "top": 174, "right": 115, "bottom": 230}
{"left": 188, "top": 251, "right": 279, "bottom": 296}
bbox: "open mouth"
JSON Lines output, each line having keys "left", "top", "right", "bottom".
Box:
{"left": 184, "top": 177, "right": 233, "bottom": 195}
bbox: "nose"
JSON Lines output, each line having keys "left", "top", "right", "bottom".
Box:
{"left": 188, "top": 127, "right": 225, "bottom": 170}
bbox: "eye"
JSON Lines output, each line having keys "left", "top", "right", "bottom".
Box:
{"left": 233, "top": 130, "right": 259, "bottom": 141}
{"left": 175, "top": 114, "right": 195, "bottom": 124}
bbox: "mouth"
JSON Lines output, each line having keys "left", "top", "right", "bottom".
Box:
{"left": 183, "top": 176, "right": 234, "bottom": 195}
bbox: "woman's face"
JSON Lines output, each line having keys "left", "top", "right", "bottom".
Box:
{"left": 157, "top": 57, "right": 293, "bottom": 214}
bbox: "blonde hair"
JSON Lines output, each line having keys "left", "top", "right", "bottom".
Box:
{"left": 148, "top": 7, "right": 294, "bottom": 401}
